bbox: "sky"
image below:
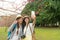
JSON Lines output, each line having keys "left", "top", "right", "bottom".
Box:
{"left": 0, "top": 0, "right": 28, "bottom": 16}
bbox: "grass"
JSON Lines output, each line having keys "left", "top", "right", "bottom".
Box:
{"left": 0, "top": 27, "right": 7, "bottom": 40}
{"left": 0, "top": 27, "right": 60, "bottom": 40}
{"left": 35, "top": 27, "right": 60, "bottom": 40}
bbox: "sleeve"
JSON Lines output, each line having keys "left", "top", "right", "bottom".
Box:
{"left": 8, "top": 22, "right": 17, "bottom": 39}
{"left": 8, "top": 23, "right": 17, "bottom": 32}
{"left": 29, "top": 23, "right": 34, "bottom": 33}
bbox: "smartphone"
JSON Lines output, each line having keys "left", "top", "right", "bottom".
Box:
{"left": 31, "top": 11, "right": 35, "bottom": 16}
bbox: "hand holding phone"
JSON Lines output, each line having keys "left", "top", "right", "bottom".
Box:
{"left": 31, "top": 11, "right": 36, "bottom": 19}
{"left": 31, "top": 11, "right": 35, "bottom": 16}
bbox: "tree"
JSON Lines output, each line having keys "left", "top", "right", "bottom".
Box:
{"left": 21, "top": 0, "right": 60, "bottom": 27}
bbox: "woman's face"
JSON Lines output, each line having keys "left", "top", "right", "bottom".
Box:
{"left": 25, "top": 18, "right": 29, "bottom": 24}
{"left": 17, "top": 17, "right": 23, "bottom": 24}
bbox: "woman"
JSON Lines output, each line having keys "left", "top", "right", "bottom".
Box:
{"left": 8, "top": 15, "right": 23, "bottom": 40}
{"left": 22, "top": 15, "right": 36, "bottom": 40}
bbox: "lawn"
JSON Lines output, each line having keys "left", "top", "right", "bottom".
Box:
{"left": 0, "top": 27, "right": 60, "bottom": 40}
{"left": 35, "top": 27, "right": 60, "bottom": 40}
{"left": 0, "top": 27, "right": 7, "bottom": 40}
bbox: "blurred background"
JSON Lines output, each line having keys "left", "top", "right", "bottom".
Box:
{"left": 0, "top": 0, "right": 60, "bottom": 40}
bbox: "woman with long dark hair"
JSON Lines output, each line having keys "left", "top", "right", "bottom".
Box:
{"left": 8, "top": 15, "right": 23, "bottom": 40}
{"left": 22, "top": 15, "right": 36, "bottom": 40}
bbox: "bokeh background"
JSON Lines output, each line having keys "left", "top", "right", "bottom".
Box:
{"left": 0, "top": 0, "right": 60, "bottom": 40}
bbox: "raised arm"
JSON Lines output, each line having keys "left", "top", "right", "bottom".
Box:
{"left": 31, "top": 15, "right": 36, "bottom": 27}
{"left": 8, "top": 21, "right": 17, "bottom": 32}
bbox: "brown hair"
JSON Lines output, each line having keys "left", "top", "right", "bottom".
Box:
{"left": 16, "top": 17, "right": 22, "bottom": 34}
{"left": 16, "top": 17, "right": 22, "bottom": 28}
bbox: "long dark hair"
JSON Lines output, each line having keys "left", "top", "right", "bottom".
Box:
{"left": 16, "top": 17, "right": 22, "bottom": 34}
{"left": 16, "top": 17, "right": 22, "bottom": 29}
{"left": 22, "top": 17, "right": 30, "bottom": 32}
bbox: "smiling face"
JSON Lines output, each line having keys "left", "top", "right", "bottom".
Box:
{"left": 16, "top": 17, "right": 23, "bottom": 24}
{"left": 18, "top": 18, "right": 23, "bottom": 24}
{"left": 24, "top": 17, "right": 30, "bottom": 24}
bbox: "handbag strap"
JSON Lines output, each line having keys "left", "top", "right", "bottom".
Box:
{"left": 24, "top": 26, "right": 28, "bottom": 35}
{"left": 24, "top": 24, "right": 32, "bottom": 35}
{"left": 29, "top": 24, "right": 32, "bottom": 34}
